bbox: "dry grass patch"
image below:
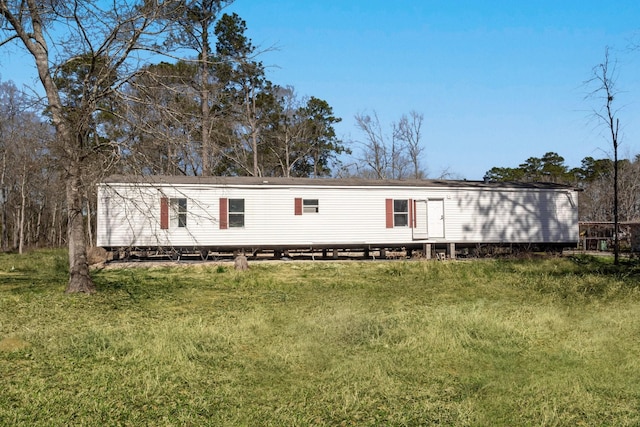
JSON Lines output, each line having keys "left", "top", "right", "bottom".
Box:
{"left": 0, "top": 336, "right": 30, "bottom": 352}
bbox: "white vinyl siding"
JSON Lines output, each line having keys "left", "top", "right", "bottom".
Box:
{"left": 96, "top": 182, "right": 579, "bottom": 249}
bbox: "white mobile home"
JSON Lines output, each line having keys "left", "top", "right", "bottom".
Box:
{"left": 96, "top": 176, "right": 579, "bottom": 258}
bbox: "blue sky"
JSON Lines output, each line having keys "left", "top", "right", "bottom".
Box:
{"left": 223, "top": 0, "right": 640, "bottom": 179}
{"left": 2, "top": 0, "right": 639, "bottom": 179}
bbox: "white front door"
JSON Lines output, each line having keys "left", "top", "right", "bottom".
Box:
{"left": 427, "top": 199, "right": 445, "bottom": 238}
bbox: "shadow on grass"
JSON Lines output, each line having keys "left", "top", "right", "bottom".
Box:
{"left": 90, "top": 268, "right": 195, "bottom": 309}
{"left": 514, "top": 255, "right": 640, "bottom": 301}
{"left": 567, "top": 254, "right": 640, "bottom": 279}
{"left": 0, "top": 250, "right": 69, "bottom": 294}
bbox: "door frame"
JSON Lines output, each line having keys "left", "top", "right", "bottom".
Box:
{"left": 412, "top": 198, "right": 446, "bottom": 240}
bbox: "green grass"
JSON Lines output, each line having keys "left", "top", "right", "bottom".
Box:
{"left": 1, "top": 250, "right": 640, "bottom": 426}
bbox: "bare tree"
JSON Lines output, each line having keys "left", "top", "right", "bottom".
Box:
{"left": 0, "top": 79, "right": 61, "bottom": 252}
{"left": 354, "top": 112, "right": 391, "bottom": 179}
{"left": 353, "top": 111, "right": 426, "bottom": 180}
{"left": 394, "top": 111, "right": 425, "bottom": 178}
{"left": 265, "top": 89, "right": 345, "bottom": 177}
{"left": 586, "top": 47, "right": 621, "bottom": 264}
{"left": 0, "top": 0, "right": 169, "bottom": 292}
{"left": 14, "top": 117, "right": 50, "bottom": 254}
{"left": 267, "top": 86, "right": 307, "bottom": 177}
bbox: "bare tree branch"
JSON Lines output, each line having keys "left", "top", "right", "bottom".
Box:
{"left": 585, "top": 46, "right": 622, "bottom": 265}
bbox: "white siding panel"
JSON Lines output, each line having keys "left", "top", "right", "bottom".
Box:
{"left": 445, "top": 189, "right": 578, "bottom": 243}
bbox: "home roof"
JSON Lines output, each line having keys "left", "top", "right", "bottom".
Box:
{"left": 101, "top": 175, "right": 578, "bottom": 190}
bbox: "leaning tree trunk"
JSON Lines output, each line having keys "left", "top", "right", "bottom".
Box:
{"left": 65, "top": 163, "right": 95, "bottom": 294}
{"left": 32, "top": 37, "right": 95, "bottom": 293}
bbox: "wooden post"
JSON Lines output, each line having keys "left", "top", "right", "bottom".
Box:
{"left": 423, "top": 243, "right": 432, "bottom": 260}
{"left": 449, "top": 243, "right": 456, "bottom": 260}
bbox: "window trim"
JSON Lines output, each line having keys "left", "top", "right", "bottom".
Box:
{"left": 303, "top": 198, "right": 319, "bottom": 214}
{"left": 393, "top": 199, "right": 409, "bottom": 227}
{"left": 295, "top": 197, "right": 319, "bottom": 215}
{"left": 170, "top": 197, "right": 187, "bottom": 228}
{"left": 228, "top": 198, "right": 245, "bottom": 228}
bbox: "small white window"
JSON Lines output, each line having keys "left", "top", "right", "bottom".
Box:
{"left": 303, "top": 199, "right": 319, "bottom": 213}
{"left": 394, "top": 199, "right": 408, "bottom": 227}
{"left": 170, "top": 198, "right": 187, "bottom": 228}
{"left": 229, "top": 198, "right": 245, "bottom": 228}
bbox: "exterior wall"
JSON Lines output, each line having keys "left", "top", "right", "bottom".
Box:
{"left": 448, "top": 188, "right": 578, "bottom": 243}
{"left": 96, "top": 181, "right": 579, "bottom": 249}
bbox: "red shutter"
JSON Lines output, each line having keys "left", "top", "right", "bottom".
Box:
{"left": 412, "top": 199, "right": 417, "bottom": 228}
{"left": 385, "top": 199, "right": 393, "bottom": 228}
{"left": 294, "top": 198, "right": 302, "bottom": 215}
{"left": 409, "top": 198, "right": 413, "bottom": 228}
{"left": 160, "top": 197, "right": 169, "bottom": 230}
{"left": 219, "top": 198, "right": 228, "bottom": 229}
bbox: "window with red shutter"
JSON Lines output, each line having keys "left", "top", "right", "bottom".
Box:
{"left": 295, "top": 198, "right": 319, "bottom": 214}
{"left": 386, "top": 199, "right": 410, "bottom": 227}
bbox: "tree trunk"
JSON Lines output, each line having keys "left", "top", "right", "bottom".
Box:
{"left": 35, "top": 204, "right": 43, "bottom": 247}
{"left": 251, "top": 129, "right": 259, "bottom": 176}
{"left": 1, "top": 190, "right": 7, "bottom": 251}
{"left": 614, "top": 133, "right": 619, "bottom": 265}
{"left": 50, "top": 202, "right": 57, "bottom": 246}
{"left": 200, "top": 32, "right": 211, "bottom": 176}
{"left": 65, "top": 165, "right": 95, "bottom": 293}
{"left": 85, "top": 190, "right": 93, "bottom": 248}
{"left": 12, "top": 209, "right": 19, "bottom": 250}
{"left": 1, "top": 152, "right": 7, "bottom": 251}
{"left": 28, "top": 16, "right": 95, "bottom": 291}
{"left": 18, "top": 170, "right": 26, "bottom": 254}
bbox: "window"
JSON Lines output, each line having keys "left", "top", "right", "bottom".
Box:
{"left": 170, "top": 198, "right": 187, "bottom": 228}
{"left": 385, "top": 198, "right": 413, "bottom": 228}
{"left": 303, "top": 199, "right": 319, "bottom": 213}
{"left": 393, "top": 199, "right": 409, "bottom": 227}
{"left": 228, "top": 198, "right": 245, "bottom": 228}
{"left": 295, "top": 198, "right": 319, "bottom": 215}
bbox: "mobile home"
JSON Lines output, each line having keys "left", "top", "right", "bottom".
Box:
{"left": 96, "top": 176, "right": 579, "bottom": 258}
